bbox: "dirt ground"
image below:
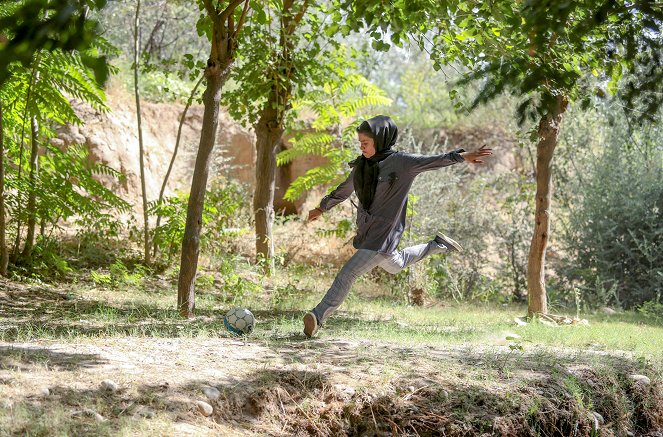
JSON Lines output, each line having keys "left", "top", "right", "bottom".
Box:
{"left": 2, "top": 333, "right": 663, "bottom": 436}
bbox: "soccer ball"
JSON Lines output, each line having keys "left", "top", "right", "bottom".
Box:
{"left": 223, "top": 308, "right": 255, "bottom": 335}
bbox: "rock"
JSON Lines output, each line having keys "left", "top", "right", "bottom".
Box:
{"left": 601, "top": 307, "right": 617, "bottom": 315}
{"left": 134, "top": 405, "right": 155, "bottom": 419}
{"left": 589, "top": 415, "right": 599, "bottom": 433}
{"left": 195, "top": 400, "right": 213, "bottom": 417}
{"left": 591, "top": 411, "right": 604, "bottom": 425}
{"left": 72, "top": 409, "right": 105, "bottom": 422}
{"left": 39, "top": 387, "right": 50, "bottom": 396}
{"left": 334, "top": 384, "right": 356, "bottom": 397}
{"left": 514, "top": 317, "right": 528, "bottom": 326}
{"left": 629, "top": 374, "right": 651, "bottom": 385}
{"left": 100, "top": 379, "right": 119, "bottom": 393}
{"left": 202, "top": 386, "right": 221, "bottom": 401}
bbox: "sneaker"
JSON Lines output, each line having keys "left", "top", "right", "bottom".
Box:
{"left": 303, "top": 312, "right": 319, "bottom": 338}
{"left": 434, "top": 232, "right": 463, "bottom": 252}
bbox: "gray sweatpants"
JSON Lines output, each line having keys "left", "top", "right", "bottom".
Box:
{"left": 312, "top": 240, "right": 447, "bottom": 324}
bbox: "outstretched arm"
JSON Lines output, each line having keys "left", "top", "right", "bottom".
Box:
{"left": 308, "top": 169, "right": 355, "bottom": 222}
{"left": 460, "top": 145, "right": 493, "bottom": 164}
{"left": 406, "top": 145, "right": 493, "bottom": 175}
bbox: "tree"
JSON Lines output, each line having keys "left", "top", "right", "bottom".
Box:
{"left": 0, "top": 100, "right": 7, "bottom": 276}
{"left": 0, "top": 43, "right": 128, "bottom": 271}
{"left": 132, "top": 0, "right": 151, "bottom": 265}
{"left": 226, "top": 0, "right": 347, "bottom": 272}
{"left": 0, "top": 0, "right": 111, "bottom": 87}
{"left": 344, "top": 0, "right": 663, "bottom": 316}
{"left": 224, "top": 2, "right": 390, "bottom": 273}
{"left": 177, "top": 0, "right": 249, "bottom": 318}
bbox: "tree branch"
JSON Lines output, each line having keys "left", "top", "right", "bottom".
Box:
{"left": 233, "top": 0, "right": 251, "bottom": 39}
{"left": 220, "top": 0, "right": 246, "bottom": 23}
{"left": 286, "top": 0, "right": 309, "bottom": 36}
{"left": 202, "top": 0, "right": 218, "bottom": 19}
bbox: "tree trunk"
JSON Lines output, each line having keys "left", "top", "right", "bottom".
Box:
{"left": 527, "top": 95, "right": 568, "bottom": 316}
{"left": 177, "top": 0, "right": 249, "bottom": 318}
{"left": 177, "top": 72, "right": 226, "bottom": 318}
{"left": 134, "top": 0, "right": 151, "bottom": 266}
{"left": 253, "top": 107, "right": 283, "bottom": 272}
{"left": 0, "top": 101, "right": 8, "bottom": 276}
{"left": 251, "top": 0, "right": 308, "bottom": 273}
{"left": 21, "top": 116, "right": 39, "bottom": 259}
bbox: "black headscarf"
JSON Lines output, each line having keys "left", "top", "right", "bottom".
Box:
{"left": 352, "top": 115, "right": 398, "bottom": 211}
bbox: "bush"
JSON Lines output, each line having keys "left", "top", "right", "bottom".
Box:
{"left": 148, "top": 177, "right": 250, "bottom": 261}
{"left": 558, "top": 109, "right": 663, "bottom": 309}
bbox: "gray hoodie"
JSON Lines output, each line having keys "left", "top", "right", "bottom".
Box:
{"left": 319, "top": 150, "right": 465, "bottom": 254}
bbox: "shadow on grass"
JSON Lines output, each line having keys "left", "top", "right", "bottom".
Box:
{"left": 0, "top": 345, "right": 108, "bottom": 372}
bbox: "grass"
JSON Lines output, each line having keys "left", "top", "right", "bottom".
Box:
{"left": 2, "top": 268, "right": 662, "bottom": 363}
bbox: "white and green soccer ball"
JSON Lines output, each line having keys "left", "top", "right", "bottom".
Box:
{"left": 223, "top": 308, "right": 255, "bottom": 335}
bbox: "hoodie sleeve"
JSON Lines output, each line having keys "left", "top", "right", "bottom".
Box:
{"left": 402, "top": 149, "right": 465, "bottom": 175}
{"left": 319, "top": 168, "right": 356, "bottom": 211}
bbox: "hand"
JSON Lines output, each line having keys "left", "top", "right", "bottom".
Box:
{"left": 461, "top": 144, "right": 493, "bottom": 164}
{"left": 308, "top": 208, "right": 322, "bottom": 222}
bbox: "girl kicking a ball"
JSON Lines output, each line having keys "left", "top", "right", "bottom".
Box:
{"left": 303, "top": 115, "right": 492, "bottom": 337}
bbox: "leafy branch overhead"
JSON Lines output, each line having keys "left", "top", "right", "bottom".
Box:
{"left": 344, "top": 0, "right": 663, "bottom": 123}
{"left": 0, "top": 0, "right": 112, "bottom": 87}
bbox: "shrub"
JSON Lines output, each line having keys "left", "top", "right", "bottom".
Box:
{"left": 558, "top": 110, "right": 663, "bottom": 309}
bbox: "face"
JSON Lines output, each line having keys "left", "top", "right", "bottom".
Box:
{"left": 358, "top": 132, "right": 376, "bottom": 158}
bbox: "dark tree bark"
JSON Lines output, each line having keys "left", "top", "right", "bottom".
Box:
{"left": 177, "top": 0, "right": 249, "bottom": 318}
{"left": 21, "top": 116, "right": 39, "bottom": 259}
{"left": 253, "top": 106, "right": 284, "bottom": 268}
{"left": 252, "top": 0, "right": 308, "bottom": 273}
{"left": 527, "top": 95, "right": 568, "bottom": 316}
{"left": 0, "top": 101, "right": 8, "bottom": 276}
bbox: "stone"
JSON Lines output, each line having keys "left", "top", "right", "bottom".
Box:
{"left": 203, "top": 386, "right": 221, "bottom": 401}
{"left": 514, "top": 317, "right": 528, "bottom": 326}
{"left": 591, "top": 411, "right": 604, "bottom": 425}
{"left": 629, "top": 374, "right": 651, "bottom": 385}
{"left": 72, "top": 409, "right": 105, "bottom": 422}
{"left": 100, "top": 379, "right": 119, "bottom": 392}
{"left": 39, "top": 387, "right": 50, "bottom": 396}
{"left": 134, "top": 405, "right": 155, "bottom": 419}
{"left": 333, "top": 384, "right": 356, "bottom": 399}
{"left": 601, "top": 307, "right": 617, "bottom": 315}
{"left": 195, "top": 400, "right": 213, "bottom": 417}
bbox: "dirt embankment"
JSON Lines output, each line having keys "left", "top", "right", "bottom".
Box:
{"left": 52, "top": 87, "right": 328, "bottom": 217}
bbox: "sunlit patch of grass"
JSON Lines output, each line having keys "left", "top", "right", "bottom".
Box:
{"left": 2, "top": 267, "right": 662, "bottom": 364}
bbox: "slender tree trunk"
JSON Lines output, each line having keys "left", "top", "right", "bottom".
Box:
{"left": 177, "top": 0, "right": 249, "bottom": 318}
{"left": 21, "top": 116, "right": 39, "bottom": 259}
{"left": 0, "top": 101, "right": 8, "bottom": 276}
{"left": 178, "top": 73, "right": 226, "bottom": 318}
{"left": 527, "top": 95, "right": 568, "bottom": 316}
{"left": 251, "top": 0, "right": 308, "bottom": 273}
{"left": 253, "top": 106, "right": 283, "bottom": 271}
{"left": 153, "top": 74, "right": 204, "bottom": 259}
{"left": 133, "top": 0, "right": 151, "bottom": 266}
{"left": 12, "top": 54, "right": 41, "bottom": 258}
